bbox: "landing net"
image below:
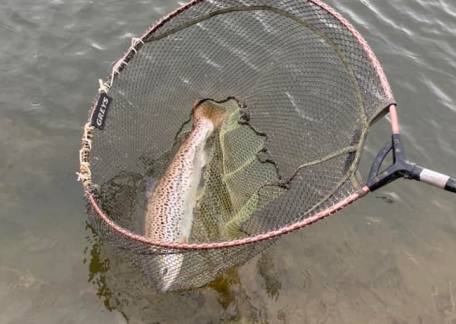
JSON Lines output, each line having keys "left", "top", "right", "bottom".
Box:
{"left": 79, "top": 0, "right": 395, "bottom": 291}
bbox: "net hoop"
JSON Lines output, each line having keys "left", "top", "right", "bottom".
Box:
{"left": 80, "top": 0, "right": 396, "bottom": 251}
{"left": 85, "top": 187, "right": 368, "bottom": 250}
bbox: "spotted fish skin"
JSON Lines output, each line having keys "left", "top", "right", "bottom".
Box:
{"left": 145, "top": 101, "right": 226, "bottom": 291}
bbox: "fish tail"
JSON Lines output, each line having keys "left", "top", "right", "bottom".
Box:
{"left": 159, "top": 253, "right": 184, "bottom": 292}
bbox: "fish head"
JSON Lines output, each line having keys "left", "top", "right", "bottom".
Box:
{"left": 192, "top": 100, "right": 228, "bottom": 128}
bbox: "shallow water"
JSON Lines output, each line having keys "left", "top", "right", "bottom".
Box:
{"left": 1, "top": 0, "right": 456, "bottom": 323}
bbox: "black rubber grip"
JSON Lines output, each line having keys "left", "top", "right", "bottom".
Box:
{"left": 445, "top": 178, "right": 456, "bottom": 193}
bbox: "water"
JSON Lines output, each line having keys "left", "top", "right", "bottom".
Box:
{"left": 1, "top": 0, "right": 456, "bottom": 323}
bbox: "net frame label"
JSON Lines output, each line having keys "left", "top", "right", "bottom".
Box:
{"left": 91, "top": 93, "right": 112, "bottom": 130}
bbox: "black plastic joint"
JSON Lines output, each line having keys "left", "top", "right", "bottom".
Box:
{"left": 367, "top": 134, "right": 420, "bottom": 192}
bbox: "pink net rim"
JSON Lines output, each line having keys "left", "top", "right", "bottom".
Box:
{"left": 86, "top": 0, "right": 398, "bottom": 250}
{"left": 86, "top": 187, "right": 369, "bottom": 250}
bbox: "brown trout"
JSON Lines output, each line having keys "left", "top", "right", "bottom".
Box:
{"left": 145, "top": 101, "right": 226, "bottom": 291}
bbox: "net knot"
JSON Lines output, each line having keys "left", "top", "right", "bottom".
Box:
{"left": 130, "top": 37, "right": 145, "bottom": 53}
{"left": 78, "top": 123, "right": 94, "bottom": 187}
{"left": 110, "top": 58, "right": 128, "bottom": 84}
{"left": 98, "top": 79, "right": 110, "bottom": 94}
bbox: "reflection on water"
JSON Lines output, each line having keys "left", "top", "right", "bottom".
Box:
{"left": 1, "top": 0, "right": 456, "bottom": 323}
{"left": 84, "top": 225, "right": 116, "bottom": 312}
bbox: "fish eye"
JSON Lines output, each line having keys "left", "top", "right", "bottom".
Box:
{"left": 162, "top": 268, "right": 168, "bottom": 275}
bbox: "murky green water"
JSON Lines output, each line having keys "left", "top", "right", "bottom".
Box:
{"left": 1, "top": 0, "right": 456, "bottom": 323}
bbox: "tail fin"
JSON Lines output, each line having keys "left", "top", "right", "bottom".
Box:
{"left": 159, "top": 253, "right": 184, "bottom": 292}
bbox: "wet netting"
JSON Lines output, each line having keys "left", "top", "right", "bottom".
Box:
{"left": 79, "top": 0, "right": 395, "bottom": 291}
